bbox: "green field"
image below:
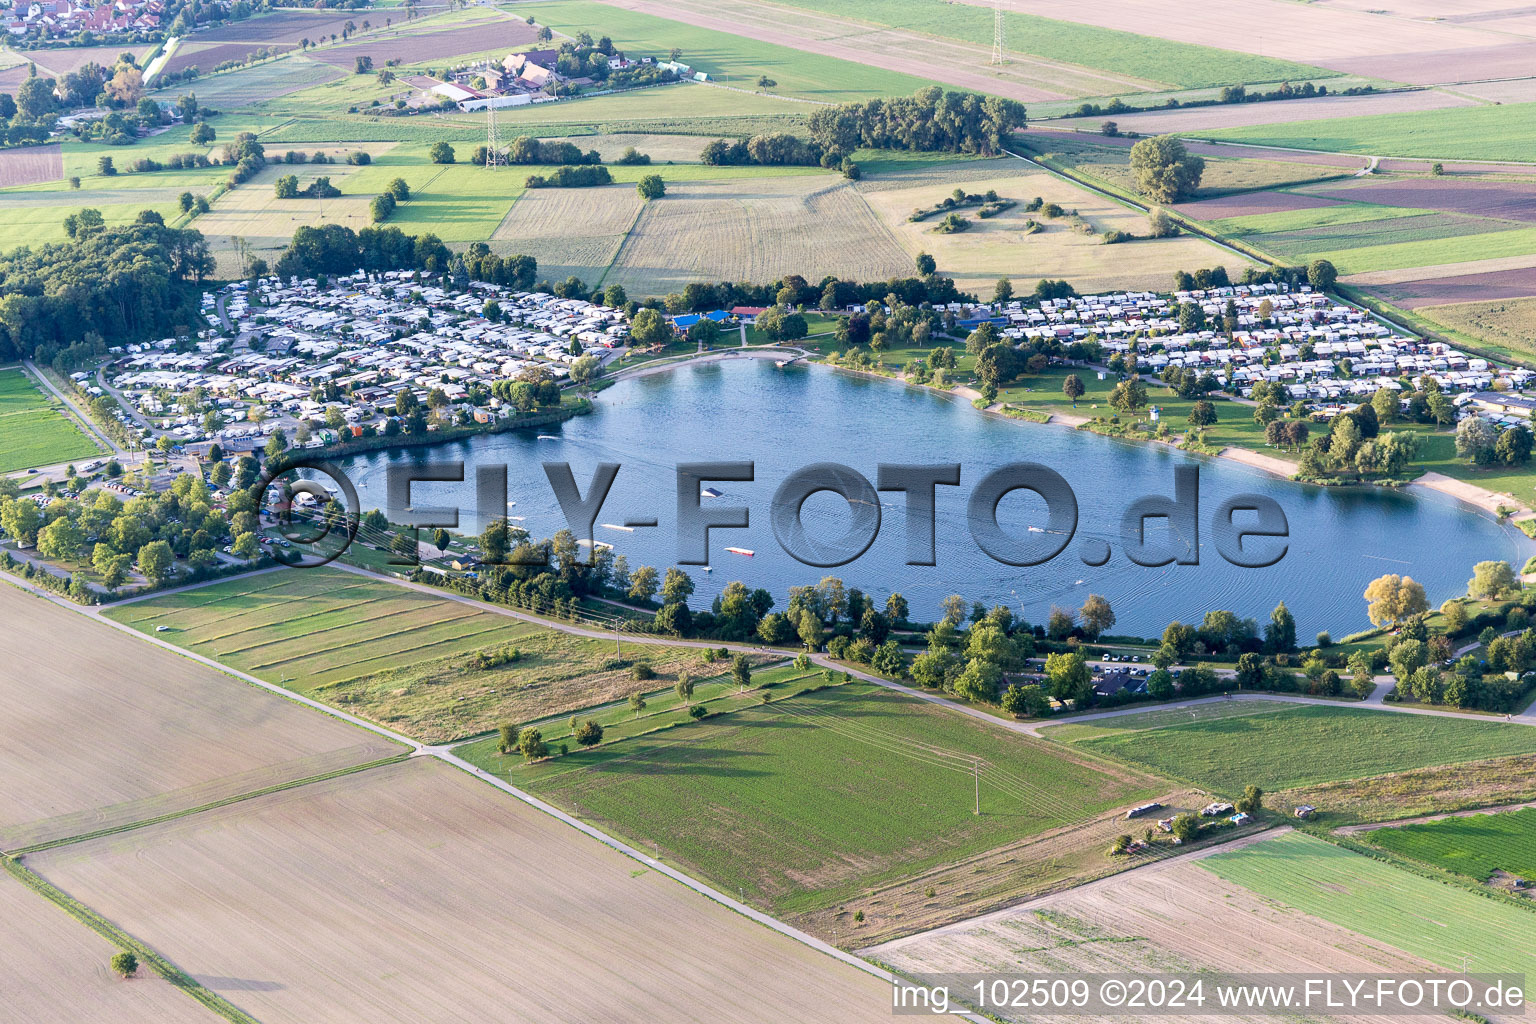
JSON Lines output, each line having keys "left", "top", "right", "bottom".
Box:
{"left": 1077, "top": 704, "right": 1536, "bottom": 795}
{"left": 1041, "top": 700, "right": 1299, "bottom": 744}
{"left": 520, "top": 0, "right": 942, "bottom": 103}
{"left": 0, "top": 368, "right": 101, "bottom": 473}
{"left": 760, "top": 0, "right": 1336, "bottom": 90}
{"left": 1366, "top": 807, "right": 1536, "bottom": 882}
{"left": 101, "top": 568, "right": 708, "bottom": 743}
{"left": 1206, "top": 102, "right": 1536, "bottom": 162}
{"left": 499, "top": 681, "right": 1165, "bottom": 911}
{"left": 1203, "top": 832, "right": 1536, "bottom": 987}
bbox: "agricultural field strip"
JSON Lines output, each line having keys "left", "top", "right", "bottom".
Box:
{"left": 22, "top": 573, "right": 910, "bottom": 993}
{"left": 1200, "top": 832, "right": 1536, "bottom": 984}
{"left": 1363, "top": 806, "right": 1536, "bottom": 881}
{"left": 1041, "top": 700, "right": 1297, "bottom": 742}
{"left": 187, "top": 601, "right": 483, "bottom": 658}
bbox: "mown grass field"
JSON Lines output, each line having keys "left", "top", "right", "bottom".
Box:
{"left": 1310, "top": 225, "right": 1536, "bottom": 276}
{"left": 756, "top": 0, "right": 1336, "bottom": 90}
{"left": 1076, "top": 704, "right": 1536, "bottom": 795}
{"left": 102, "top": 568, "right": 710, "bottom": 743}
{"left": 1041, "top": 700, "right": 1300, "bottom": 744}
{"left": 509, "top": 680, "right": 1166, "bottom": 914}
{"left": 1206, "top": 102, "right": 1536, "bottom": 162}
{"left": 0, "top": 368, "right": 100, "bottom": 473}
{"left": 1366, "top": 807, "right": 1536, "bottom": 882}
{"left": 518, "top": 0, "right": 941, "bottom": 103}
{"left": 1202, "top": 832, "right": 1536, "bottom": 988}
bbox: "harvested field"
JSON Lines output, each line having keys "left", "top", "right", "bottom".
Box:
{"left": 1458, "top": 77, "right": 1536, "bottom": 104}
{"left": 870, "top": 845, "right": 1437, "bottom": 1024}
{"left": 860, "top": 163, "right": 1245, "bottom": 295}
{"left": 1345, "top": 251, "right": 1536, "bottom": 286}
{"left": 491, "top": 184, "right": 643, "bottom": 282}
{"left": 194, "top": 8, "right": 364, "bottom": 43}
{"left": 196, "top": 163, "right": 372, "bottom": 247}
{"left": 600, "top": 0, "right": 1159, "bottom": 102}
{"left": 1302, "top": 177, "right": 1536, "bottom": 223}
{"left": 1172, "top": 189, "right": 1345, "bottom": 221}
{"left": 1076, "top": 703, "right": 1536, "bottom": 795}
{"left": 518, "top": 681, "right": 1168, "bottom": 937}
{"left": 0, "top": 584, "right": 400, "bottom": 851}
{"left": 103, "top": 568, "right": 715, "bottom": 743}
{"left": 163, "top": 40, "right": 294, "bottom": 76}
{"left": 0, "top": 143, "right": 61, "bottom": 188}
{"left": 1373, "top": 271, "right": 1536, "bottom": 309}
{"left": 1275, "top": 753, "right": 1536, "bottom": 826}
{"left": 605, "top": 175, "right": 911, "bottom": 296}
{"left": 1055, "top": 89, "right": 1474, "bottom": 135}
{"left": 26, "top": 44, "right": 152, "bottom": 77}
{"left": 309, "top": 17, "right": 540, "bottom": 68}
{"left": 1418, "top": 297, "right": 1536, "bottom": 354}
{"left": 1366, "top": 806, "right": 1536, "bottom": 882}
{"left": 155, "top": 54, "right": 344, "bottom": 108}
{"left": 0, "top": 871, "right": 220, "bottom": 1024}
{"left": 27, "top": 757, "right": 895, "bottom": 1024}
{"left": 1325, "top": 40, "right": 1536, "bottom": 86}
{"left": 1202, "top": 832, "right": 1536, "bottom": 987}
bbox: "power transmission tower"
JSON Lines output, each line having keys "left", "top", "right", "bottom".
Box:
{"left": 485, "top": 99, "right": 500, "bottom": 169}
{"left": 991, "top": 0, "right": 1006, "bottom": 66}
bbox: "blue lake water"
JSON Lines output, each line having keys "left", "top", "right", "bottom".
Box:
{"left": 340, "top": 357, "right": 1528, "bottom": 638}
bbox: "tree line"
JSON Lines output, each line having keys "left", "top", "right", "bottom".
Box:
{"left": 808, "top": 86, "right": 1027, "bottom": 158}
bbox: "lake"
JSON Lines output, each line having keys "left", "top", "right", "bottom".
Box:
{"left": 340, "top": 356, "right": 1527, "bottom": 638}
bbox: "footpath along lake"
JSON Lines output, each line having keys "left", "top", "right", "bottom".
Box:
{"left": 341, "top": 357, "right": 1527, "bottom": 638}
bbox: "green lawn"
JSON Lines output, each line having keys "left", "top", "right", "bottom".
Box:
{"left": 494, "top": 680, "right": 1165, "bottom": 911}
{"left": 1202, "top": 832, "right": 1536, "bottom": 989}
{"left": 1042, "top": 699, "right": 1300, "bottom": 744}
{"left": 1310, "top": 225, "right": 1536, "bottom": 276}
{"left": 1078, "top": 704, "right": 1536, "bottom": 795}
{"left": 519, "top": 0, "right": 942, "bottom": 103}
{"left": 1205, "top": 202, "right": 1436, "bottom": 239}
{"left": 1206, "top": 102, "right": 1536, "bottom": 162}
{"left": 759, "top": 0, "right": 1337, "bottom": 90}
{"left": 1366, "top": 807, "right": 1536, "bottom": 883}
{"left": 0, "top": 369, "right": 101, "bottom": 474}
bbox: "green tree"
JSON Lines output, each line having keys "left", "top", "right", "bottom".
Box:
{"left": 1468, "top": 560, "right": 1517, "bottom": 600}
{"left": 636, "top": 174, "right": 666, "bottom": 200}
{"left": 429, "top": 141, "right": 456, "bottom": 164}
{"left": 1170, "top": 812, "right": 1200, "bottom": 844}
{"left": 517, "top": 726, "right": 548, "bottom": 760}
{"left": 1235, "top": 784, "right": 1263, "bottom": 815}
{"left": 661, "top": 567, "right": 694, "bottom": 604}
{"left": 1263, "top": 601, "right": 1296, "bottom": 654}
{"left": 1044, "top": 651, "right": 1090, "bottom": 703}
{"left": 627, "top": 565, "right": 659, "bottom": 603}
{"left": 1079, "top": 594, "right": 1115, "bottom": 639}
{"left": 629, "top": 307, "right": 671, "bottom": 346}
{"left": 36, "top": 516, "right": 84, "bottom": 562}
{"left": 628, "top": 691, "right": 647, "bottom": 718}
{"left": 954, "top": 658, "right": 1002, "bottom": 703}
{"left": 1363, "top": 573, "right": 1428, "bottom": 628}
{"left": 497, "top": 722, "right": 518, "bottom": 754}
{"left": 674, "top": 671, "right": 694, "bottom": 706}
{"left": 1000, "top": 682, "right": 1049, "bottom": 718}
{"left": 574, "top": 719, "right": 604, "bottom": 745}
{"left": 731, "top": 653, "right": 751, "bottom": 692}
{"left": 232, "top": 532, "right": 259, "bottom": 559}
{"left": 1108, "top": 378, "right": 1148, "bottom": 416}
{"left": 1187, "top": 399, "right": 1217, "bottom": 427}
{"left": 1062, "top": 373, "right": 1085, "bottom": 404}
{"left": 136, "top": 539, "right": 173, "bottom": 584}
{"left": 797, "top": 608, "right": 824, "bottom": 651}
{"left": 916, "top": 252, "right": 936, "bottom": 275}
{"left": 110, "top": 951, "right": 139, "bottom": 978}
{"left": 1306, "top": 258, "right": 1337, "bottom": 291}
{"left": 1129, "top": 134, "right": 1205, "bottom": 202}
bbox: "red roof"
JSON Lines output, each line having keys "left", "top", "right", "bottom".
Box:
{"left": 731, "top": 306, "right": 767, "bottom": 316}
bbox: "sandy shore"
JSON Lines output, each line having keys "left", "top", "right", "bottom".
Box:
{"left": 1413, "top": 470, "right": 1527, "bottom": 514}
{"left": 1217, "top": 446, "right": 1300, "bottom": 479}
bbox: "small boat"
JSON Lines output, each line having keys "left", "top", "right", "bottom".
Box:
{"left": 726, "top": 547, "right": 754, "bottom": 557}
{"left": 578, "top": 539, "right": 614, "bottom": 550}
{"left": 506, "top": 515, "right": 525, "bottom": 521}
{"left": 701, "top": 487, "right": 723, "bottom": 499}
{"left": 602, "top": 523, "right": 634, "bottom": 532}
{"left": 1027, "top": 525, "right": 1045, "bottom": 533}
{"left": 536, "top": 434, "right": 559, "bottom": 440}
{"left": 701, "top": 565, "right": 713, "bottom": 573}
{"left": 506, "top": 500, "right": 517, "bottom": 507}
